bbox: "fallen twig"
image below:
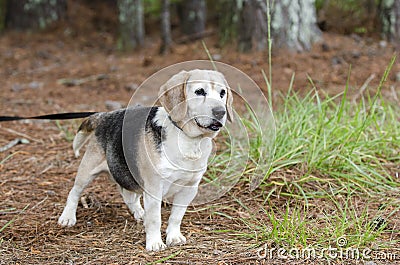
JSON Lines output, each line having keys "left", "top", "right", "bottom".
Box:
{"left": 175, "top": 29, "right": 215, "bottom": 44}
{"left": 0, "top": 138, "right": 30, "bottom": 152}
{"left": 0, "top": 127, "right": 41, "bottom": 143}
{"left": 353, "top": 74, "right": 375, "bottom": 102}
{"left": 390, "top": 85, "right": 399, "bottom": 102}
{"left": 57, "top": 74, "right": 109, "bottom": 86}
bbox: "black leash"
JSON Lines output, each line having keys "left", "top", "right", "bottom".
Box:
{"left": 0, "top": 112, "right": 98, "bottom": 122}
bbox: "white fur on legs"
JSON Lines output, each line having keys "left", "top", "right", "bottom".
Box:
{"left": 58, "top": 143, "right": 107, "bottom": 227}
{"left": 166, "top": 185, "right": 198, "bottom": 246}
{"left": 143, "top": 191, "right": 166, "bottom": 251}
{"left": 119, "top": 188, "right": 144, "bottom": 221}
{"left": 166, "top": 207, "right": 187, "bottom": 247}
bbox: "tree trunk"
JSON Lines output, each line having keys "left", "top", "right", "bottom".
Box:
{"left": 217, "top": 0, "right": 239, "bottom": 46}
{"left": 380, "top": 0, "right": 400, "bottom": 45}
{"left": 253, "top": 0, "right": 268, "bottom": 51}
{"left": 0, "top": 0, "right": 6, "bottom": 32}
{"left": 235, "top": 0, "right": 320, "bottom": 52}
{"left": 237, "top": 0, "right": 256, "bottom": 52}
{"left": 117, "top": 0, "right": 144, "bottom": 50}
{"left": 6, "top": 0, "right": 67, "bottom": 30}
{"left": 180, "top": 0, "right": 206, "bottom": 36}
{"left": 271, "top": 0, "right": 321, "bottom": 52}
{"left": 394, "top": 0, "right": 400, "bottom": 45}
{"left": 379, "top": 0, "right": 393, "bottom": 40}
{"left": 220, "top": 0, "right": 268, "bottom": 52}
{"left": 160, "top": 0, "right": 172, "bottom": 54}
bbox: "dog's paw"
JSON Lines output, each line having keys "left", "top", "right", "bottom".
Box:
{"left": 146, "top": 238, "right": 167, "bottom": 251}
{"left": 166, "top": 231, "right": 186, "bottom": 246}
{"left": 58, "top": 213, "right": 76, "bottom": 227}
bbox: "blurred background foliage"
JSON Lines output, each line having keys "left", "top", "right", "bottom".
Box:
{"left": 315, "top": 0, "right": 380, "bottom": 34}
{"left": 0, "top": 0, "right": 399, "bottom": 51}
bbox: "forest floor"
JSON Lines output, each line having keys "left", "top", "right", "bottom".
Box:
{"left": 1, "top": 3, "right": 400, "bottom": 264}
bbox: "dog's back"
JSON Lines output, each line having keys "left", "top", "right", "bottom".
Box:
{"left": 72, "top": 107, "right": 162, "bottom": 191}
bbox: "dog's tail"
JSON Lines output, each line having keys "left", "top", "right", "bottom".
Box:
{"left": 73, "top": 114, "right": 101, "bottom": 158}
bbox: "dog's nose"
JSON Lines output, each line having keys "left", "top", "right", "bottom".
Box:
{"left": 212, "top": 106, "right": 226, "bottom": 120}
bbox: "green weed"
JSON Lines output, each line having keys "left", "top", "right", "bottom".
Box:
{"left": 227, "top": 60, "right": 400, "bottom": 249}
{"left": 55, "top": 120, "right": 77, "bottom": 142}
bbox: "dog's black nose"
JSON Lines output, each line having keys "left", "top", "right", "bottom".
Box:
{"left": 212, "top": 106, "right": 226, "bottom": 120}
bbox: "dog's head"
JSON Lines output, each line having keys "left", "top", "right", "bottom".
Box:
{"left": 158, "top": 69, "right": 233, "bottom": 137}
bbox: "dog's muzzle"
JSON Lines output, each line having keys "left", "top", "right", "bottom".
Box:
{"left": 195, "top": 118, "right": 223, "bottom": 132}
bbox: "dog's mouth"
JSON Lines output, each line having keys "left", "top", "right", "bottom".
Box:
{"left": 195, "top": 118, "right": 223, "bottom": 132}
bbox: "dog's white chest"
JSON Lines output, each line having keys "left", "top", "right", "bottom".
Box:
{"left": 158, "top": 134, "right": 212, "bottom": 198}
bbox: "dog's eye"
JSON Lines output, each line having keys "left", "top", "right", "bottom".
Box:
{"left": 220, "top": 89, "right": 226, "bottom": 98}
{"left": 195, "top": 88, "right": 207, "bottom": 96}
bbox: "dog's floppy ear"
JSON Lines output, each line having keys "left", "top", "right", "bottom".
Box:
{"left": 158, "top": 70, "right": 190, "bottom": 122}
{"left": 218, "top": 72, "right": 234, "bottom": 123}
{"left": 226, "top": 87, "right": 234, "bottom": 122}
{"left": 221, "top": 75, "right": 234, "bottom": 123}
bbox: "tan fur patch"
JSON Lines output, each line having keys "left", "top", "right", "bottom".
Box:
{"left": 158, "top": 70, "right": 190, "bottom": 122}
{"left": 78, "top": 114, "right": 101, "bottom": 133}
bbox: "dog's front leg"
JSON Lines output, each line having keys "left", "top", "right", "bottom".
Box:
{"left": 166, "top": 185, "right": 198, "bottom": 247}
{"left": 143, "top": 191, "right": 166, "bottom": 251}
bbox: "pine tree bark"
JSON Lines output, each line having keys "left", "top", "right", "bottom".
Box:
{"left": 379, "top": 0, "right": 393, "bottom": 40}
{"left": 271, "top": 0, "right": 321, "bottom": 52}
{"left": 180, "top": 0, "right": 206, "bottom": 36}
{"left": 380, "top": 0, "right": 400, "bottom": 46}
{"left": 0, "top": 0, "right": 6, "bottom": 32}
{"left": 117, "top": 0, "right": 144, "bottom": 50}
{"left": 223, "top": 0, "right": 268, "bottom": 52}
{"left": 160, "top": 0, "right": 172, "bottom": 54}
{"left": 238, "top": 0, "right": 256, "bottom": 52}
{"left": 218, "top": 0, "right": 239, "bottom": 46}
{"left": 254, "top": 1, "right": 268, "bottom": 51}
{"left": 394, "top": 0, "right": 400, "bottom": 45}
{"left": 6, "top": 0, "right": 67, "bottom": 30}
{"left": 234, "top": 0, "right": 320, "bottom": 52}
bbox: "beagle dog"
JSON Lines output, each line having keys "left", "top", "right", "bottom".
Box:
{"left": 58, "top": 69, "right": 233, "bottom": 251}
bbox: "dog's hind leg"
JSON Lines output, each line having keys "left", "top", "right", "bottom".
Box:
{"left": 58, "top": 141, "right": 107, "bottom": 227}
{"left": 119, "top": 188, "right": 144, "bottom": 221}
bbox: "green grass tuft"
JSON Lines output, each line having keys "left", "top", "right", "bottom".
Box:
{"left": 222, "top": 59, "right": 399, "bottom": 250}
{"left": 55, "top": 120, "right": 78, "bottom": 142}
